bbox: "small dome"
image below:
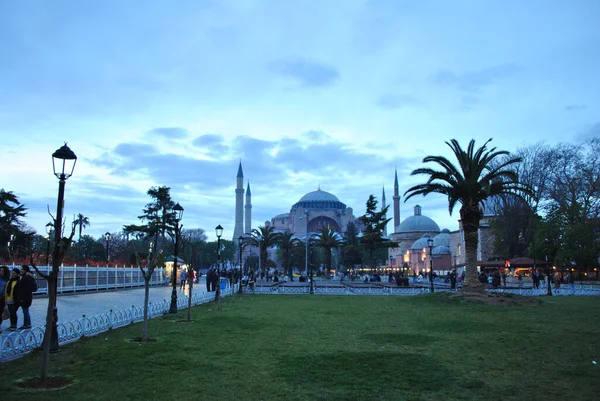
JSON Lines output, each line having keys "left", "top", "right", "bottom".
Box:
{"left": 410, "top": 234, "right": 432, "bottom": 250}
{"left": 399, "top": 205, "right": 440, "bottom": 233}
{"left": 433, "top": 245, "right": 451, "bottom": 255}
{"left": 433, "top": 230, "right": 451, "bottom": 247}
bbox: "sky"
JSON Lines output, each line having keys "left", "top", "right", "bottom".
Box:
{"left": 1, "top": 0, "right": 599, "bottom": 242}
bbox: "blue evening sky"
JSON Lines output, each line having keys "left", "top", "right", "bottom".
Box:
{"left": 1, "top": 0, "right": 599, "bottom": 241}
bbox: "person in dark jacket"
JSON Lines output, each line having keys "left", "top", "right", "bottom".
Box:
{"left": 4, "top": 268, "right": 20, "bottom": 331}
{"left": 0, "top": 265, "right": 10, "bottom": 333}
{"left": 16, "top": 265, "right": 37, "bottom": 329}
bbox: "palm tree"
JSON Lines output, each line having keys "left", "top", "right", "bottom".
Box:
{"left": 247, "top": 226, "right": 281, "bottom": 279}
{"left": 404, "top": 138, "right": 531, "bottom": 292}
{"left": 76, "top": 213, "right": 90, "bottom": 259}
{"left": 276, "top": 232, "right": 300, "bottom": 279}
{"left": 315, "top": 227, "right": 344, "bottom": 278}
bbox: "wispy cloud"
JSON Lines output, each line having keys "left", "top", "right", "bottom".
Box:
{"left": 271, "top": 59, "right": 340, "bottom": 88}
{"left": 564, "top": 104, "right": 586, "bottom": 112}
{"left": 146, "top": 127, "right": 189, "bottom": 139}
{"left": 431, "top": 64, "right": 520, "bottom": 92}
{"left": 376, "top": 94, "right": 419, "bottom": 110}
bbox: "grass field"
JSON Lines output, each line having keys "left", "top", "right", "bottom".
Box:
{"left": 2, "top": 294, "right": 599, "bottom": 400}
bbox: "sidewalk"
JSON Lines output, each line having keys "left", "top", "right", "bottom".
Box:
{"left": 0, "top": 281, "right": 209, "bottom": 336}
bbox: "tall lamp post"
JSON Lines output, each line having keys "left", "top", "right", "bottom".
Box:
{"left": 45, "top": 222, "right": 53, "bottom": 266}
{"left": 215, "top": 224, "right": 223, "bottom": 303}
{"left": 46, "top": 143, "right": 77, "bottom": 354}
{"left": 427, "top": 237, "right": 435, "bottom": 293}
{"left": 308, "top": 236, "right": 315, "bottom": 294}
{"left": 168, "top": 202, "right": 184, "bottom": 314}
{"left": 256, "top": 234, "right": 263, "bottom": 280}
{"left": 238, "top": 235, "right": 244, "bottom": 294}
{"left": 104, "top": 232, "right": 111, "bottom": 263}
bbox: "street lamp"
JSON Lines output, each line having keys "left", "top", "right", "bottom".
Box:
{"left": 238, "top": 235, "right": 244, "bottom": 294}
{"left": 308, "top": 236, "right": 315, "bottom": 294}
{"left": 168, "top": 202, "right": 184, "bottom": 314}
{"left": 45, "top": 222, "right": 53, "bottom": 266}
{"left": 104, "top": 232, "right": 111, "bottom": 263}
{"left": 215, "top": 224, "right": 223, "bottom": 303}
{"left": 7, "top": 234, "right": 14, "bottom": 260}
{"left": 256, "top": 234, "right": 263, "bottom": 280}
{"left": 46, "top": 143, "right": 77, "bottom": 353}
{"left": 427, "top": 237, "right": 434, "bottom": 293}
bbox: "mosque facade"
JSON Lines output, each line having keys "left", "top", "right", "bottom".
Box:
{"left": 233, "top": 163, "right": 498, "bottom": 273}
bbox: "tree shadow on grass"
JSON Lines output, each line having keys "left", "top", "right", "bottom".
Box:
{"left": 278, "top": 351, "right": 473, "bottom": 400}
{"left": 365, "top": 333, "right": 439, "bottom": 347}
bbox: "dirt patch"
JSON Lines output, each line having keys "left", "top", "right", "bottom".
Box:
{"left": 129, "top": 337, "right": 157, "bottom": 342}
{"left": 439, "top": 291, "right": 541, "bottom": 307}
{"left": 16, "top": 376, "right": 73, "bottom": 390}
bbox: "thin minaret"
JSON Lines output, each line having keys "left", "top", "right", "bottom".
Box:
{"left": 382, "top": 186, "right": 387, "bottom": 237}
{"left": 245, "top": 181, "right": 252, "bottom": 234}
{"left": 393, "top": 168, "right": 400, "bottom": 232}
{"left": 233, "top": 162, "right": 244, "bottom": 242}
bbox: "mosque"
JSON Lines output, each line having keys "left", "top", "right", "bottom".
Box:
{"left": 233, "top": 163, "right": 497, "bottom": 274}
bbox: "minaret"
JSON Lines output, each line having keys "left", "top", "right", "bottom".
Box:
{"left": 393, "top": 168, "right": 400, "bottom": 232}
{"left": 233, "top": 162, "right": 244, "bottom": 241}
{"left": 245, "top": 181, "right": 252, "bottom": 234}
{"left": 382, "top": 186, "right": 387, "bottom": 236}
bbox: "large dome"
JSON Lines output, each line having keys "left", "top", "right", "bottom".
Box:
{"left": 399, "top": 205, "right": 440, "bottom": 233}
{"left": 292, "top": 187, "right": 347, "bottom": 210}
{"left": 298, "top": 189, "right": 340, "bottom": 203}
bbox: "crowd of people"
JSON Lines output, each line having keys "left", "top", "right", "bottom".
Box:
{"left": 0, "top": 265, "right": 38, "bottom": 333}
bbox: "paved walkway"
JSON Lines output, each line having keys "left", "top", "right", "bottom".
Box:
{"left": 0, "top": 281, "right": 210, "bottom": 336}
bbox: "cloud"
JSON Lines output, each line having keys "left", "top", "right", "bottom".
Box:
{"left": 376, "top": 94, "right": 419, "bottom": 110}
{"left": 564, "top": 104, "right": 587, "bottom": 112}
{"left": 146, "top": 127, "right": 189, "bottom": 139}
{"left": 431, "top": 64, "right": 520, "bottom": 92}
{"left": 192, "top": 134, "right": 229, "bottom": 154}
{"left": 271, "top": 59, "right": 340, "bottom": 87}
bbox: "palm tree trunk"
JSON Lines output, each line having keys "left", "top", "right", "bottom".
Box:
{"left": 461, "top": 225, "right": 484, "bottom": 292}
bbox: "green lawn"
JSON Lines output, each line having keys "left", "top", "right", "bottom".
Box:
{"left": 2, "top": 294, "right": 600, "bottom": 401}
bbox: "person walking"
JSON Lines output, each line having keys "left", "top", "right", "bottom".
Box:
{"left": 16, "top": 265, "right": 37, "bottom": 329}
{"left": 0, "top": 265, "right": 10, "bottom": 333}
{"left": 179, "top": 268, "right": 187, "bottom": 290}
{"left": 568, "top": 272, "right": 575, "bottom": 295}
{"left": 4, "top": 268, "right": 20, "bottom": 331}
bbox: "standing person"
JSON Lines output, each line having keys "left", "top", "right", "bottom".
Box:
{"left": 16, "top": 265, "right": 37, "bottom": 329}
{"left": 450, "top": 269, "right": 457, "bottom": 290}
{"left": 206, "top": 268, "right": 213, "bottom": 292}
{"left": 517, "top": 272, "right": 523, "bottom": 289}
{"left": 0, "top": 266, "right": 10, "bottom": 333}
{"left": 179, "top": 268, "right": 187, "bottom": 290}
{"left": 4, "top": 268, "right": 20, "bottom": 331}
{"left": 568, "top": 271, "right": 575, "bottom": 295}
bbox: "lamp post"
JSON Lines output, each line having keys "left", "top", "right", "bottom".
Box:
{"left": 104, "top": 232, "right": 111, "bottom": 263}
{"left": 256, "top": 234, "right": 263, "bottom": 280}
{"left": 238, "top": 235, "right": 244, "bottom": 294}
{"left": 168, "top": 202, "right": 184, "bottom": 314}
{"left": 45, "top": 222, "right": 53, "bottom": 266}
{"left": 7, "top": 234, "right": 14, "bottom": 260}
{"left": 215, "top": 224, "right": 223, "bottom": 303}
{"left": 308, "top": 235, "right": 316, "bottom": 294}
{"left": 46, "top": 143, "right": 77, "bottom": 354}
{"left": 427, "top": 237, "right": 434, "bottom": 293}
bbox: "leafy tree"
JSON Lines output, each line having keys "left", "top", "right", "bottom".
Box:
{"left": 315, "top": 227, "right": 344, "bottom": 277}
{"left": 490, "top": 195, "right": 533, "bottom": 258}
{"left": 342, "top": 222, "right": 362, "bottom": 268}
{"left": 405, "top": 138, "right": 530, "bottom": 292}
{"left": 358, "top": 195, "right": 394, "bottom": 270}
{"left": 123, "top": 186, "right": 175, "bottom": 251}
{"left": 0, "top": 189, "right": 27, "bottom": 261}
{"left": 75, "top": 213, "right": 90, "bottom": 260}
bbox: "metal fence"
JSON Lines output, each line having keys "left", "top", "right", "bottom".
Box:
{"left": 0, "top": 281, "right": 235, "bottom": 362}
{"left": 24, "top": 266, "right": 167, "bottom": 294}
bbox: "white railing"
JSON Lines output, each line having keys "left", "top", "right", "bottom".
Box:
{"left": 0, "top": 281, "right": 235, "bottom": 362}
{"left": 27, "top": 266, "right": 167, "bottom": 294}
